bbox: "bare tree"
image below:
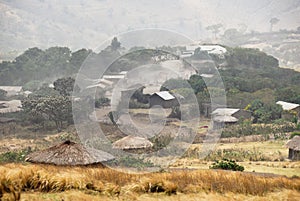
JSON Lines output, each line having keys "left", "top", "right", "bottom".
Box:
{"left": 270, "top": 17, "right": 279, "bottom": 32}
{"left": 206, "top": 24, "right": 223, "bottom": 39}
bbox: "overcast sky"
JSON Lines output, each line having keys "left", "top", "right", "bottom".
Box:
{"left": 1, "top": 0, "right": 300, "bottom": 58}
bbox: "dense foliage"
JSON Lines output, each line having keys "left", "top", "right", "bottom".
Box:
{"left": 219, "top": 49, "right": 300, "bottom": 107}
{"left": 0, "top": 47, "right": 92, "bottom": 86}
{"left": 246, "top": 99, "right": 283, "bottom": 123}
{"left": 210, "top": 158, "right": 245, "bottom": 171}
{"left": 225, "top": 47, "right": 279, "bottom": 69}
{"left": 22, "top": 95, "right": 72, "bottom": 132}
{"left": 53, "top": 77, "right": 78, "bottom": 96}
{"left": 2, "top": 42, "right": 300, "bottom": 128}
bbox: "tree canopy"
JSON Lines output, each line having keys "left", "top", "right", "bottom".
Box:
{"left": 22, "top": 95, "right": 72, "bottom": 132}
{"left": 246, "top": 99, "right": 283, "bottom": 123}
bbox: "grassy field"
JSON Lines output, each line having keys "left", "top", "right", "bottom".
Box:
{"left": 20, "top": 189, "right": 300, "bottom": 201}
{"left": 1, "top": 164, "right": 300, "bottom": 201}
{"left": 1, "top": 121, "right": 299, "bottom": 200}
{"left": 173, "top": 140, "right": 300, "bottom": 177}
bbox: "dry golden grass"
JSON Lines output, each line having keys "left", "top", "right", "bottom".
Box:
{"left": 17, "top": 189, "right": 300, "bottom": 201}
{"left": 0, "top": 163, "right": 300, "bottom": 200}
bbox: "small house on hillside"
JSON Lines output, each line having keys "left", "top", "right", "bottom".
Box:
{"left": 202, "top": 103, "right": 227, "bottom": 118}
{"left": 286, "top": 136, "right": 300, "bottom": 161}
{"left": 276, "top": 101, "right": 300, "bottom": 122}
{"left": 211, "top": 108, "right": 251, "bottom": 119}
{"left": 212, "top": 115, "right": 238, "bottom": 129}
{"left": 112, "top": 135, "right": 153, "bottom": 151}
{"left": 25, "top": 140, "right": 115, "bottom": 166}
{"left": 211, "top": 108, "right": 251, "bottom": 129}
{"left": 0, "top": 100, "right": 22, "bottom": 114}
{"left": 149, "top": 91, "right": 179, "bottom": 108}
{"left": 0, "top": 86, "right": 22, "bottom": 97}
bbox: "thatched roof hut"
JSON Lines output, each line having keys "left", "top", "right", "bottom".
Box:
{"left": 286, "top": 136, "right": 300, "bottom": 160}
{"left": 112, "top": 135, "right": 153, "bottom": 150}
{"left": 25, "top": 140, "right": 115, "bottom": 166}
{"left": 286, "top": 136, "right": 300, "bottom": 150}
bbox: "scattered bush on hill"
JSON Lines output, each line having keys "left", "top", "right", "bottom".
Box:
{"left": 210, "top": 158, "right": 244, "bottom": 171}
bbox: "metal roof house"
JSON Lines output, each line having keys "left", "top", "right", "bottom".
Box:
{"left": 276, "top": 101, "right": 300, "bottom": 122}
{"left": 202, "top": 103, "right": 227, "bottom": 118}
{"left": 211, "top": 108, "right": 251, "bottom": 129}
{"left": 211, "top": 108, "right": 240, "bottom": 116}
{"left": 276, "top": 101, "right": 300, "bottom": 111}
{"left": 149, "top": 91, "right": 179, "bottom": 108}
{"left": 0, "top": 86, "right": 22, "bottom": 97}
{"left": 286, "top": 136, "right": 300, "bottom": 161}
{"left": 0, "top": 100, "right": 22, "bottom": 114}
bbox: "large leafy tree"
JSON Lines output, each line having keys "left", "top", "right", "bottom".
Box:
{"left": 22, "top": 96, "right": 72, "bottom": 132}
{"left": 188, "top": 74, "right": 206, "bottom": 94}
{"left": 70, "top": 48, "right": 92, "bottom": 69}
{"left": 53, "top": 77, "right": 79, "bottom": 96}
{"left": 225, "top": 47, "right": 279, "bottom": 69}
{"left": 0, "top": 46, "right": 92, "bottom": 86}
{"left": 160, "top": 78, "right": 190, "bottom": 91}
{"left": 270, "top": 17, "right": 279, "bottom": 32}
{"left": 246, "top": 99, "right": 282, "bottom": 123}
{"left": 206, "top": 23, "right": 223, "bottom": 39}
{"left": 111, "top": 37, "right": 121, "bottom": 51}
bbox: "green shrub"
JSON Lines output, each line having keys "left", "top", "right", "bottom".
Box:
{"left": 95, "top": 97, "right": 110, "bottom": 108}
{"left": 108, "top": 156, "right": 154, "bottom": 168}
{"left": 209, "top": 158, "right": 244, "bottom": 171}
{"left": 290, "top": 132, "right": 300, "bottom": 139}
{"left": 128, "top": 99, "right": 149, "bottom": 109}
{"left": 150, "top": 133, "right": 173, "bottom": 150}
{"left": 0, "top": 148, "right": 32, "bottom": 163}
{"left": 221, "top": 122, "right": 296, "bottom": 139}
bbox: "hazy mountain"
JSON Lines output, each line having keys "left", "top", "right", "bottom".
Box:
{"left": 0, "top": 0, "right": 300, "bottom": 60}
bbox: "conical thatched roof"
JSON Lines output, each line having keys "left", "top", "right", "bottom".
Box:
{"left": 25, "top": 140, "right": 115, "bottom": 166}
{"left": 112, "top": 135, "right": 153, "bottom": 150}
{"left": 286, "top": 136, "right": 300, "bottom": 151}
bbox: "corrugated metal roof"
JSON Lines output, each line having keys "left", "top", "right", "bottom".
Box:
{"left": 0, "top": 86, "right": 22, "bottom": 92}
{"left": 211, "top": 108, "right": 240, "bottom": 116}
{"left": 276, "top": 101, "right": 300, "bottom": 111}
{"left": 86, "top": 83, "right": 106, "bottom": 89}
{"left": 213, "top": 115, "right": 238, "bottom": 123}
{"left": 99, "top": 79, "right": 113, "bottom": 85}
{"left": 154, "top": 91, "right": 175, "bottom": 100}
{"left": 0, "top": 100, "right": 22, "bottom": 113}
{"left": 200, "top": 74, "right": 214, "bottom": 78}
{"left": 103, "top": 75, "right": 125, "bottom": 79}
{"left": 0, "top": 86, "right": 22, "bottom": 96}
